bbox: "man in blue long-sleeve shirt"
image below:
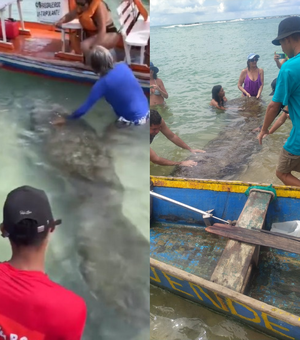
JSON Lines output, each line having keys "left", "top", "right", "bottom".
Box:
{"left": 54, "top": 46, "right": 149, "bottom": 126}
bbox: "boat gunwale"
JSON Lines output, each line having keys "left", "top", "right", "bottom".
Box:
{"left": 150, "top": 175, "right": 300, "bottom": 199}
{"left": 0, "top": 20, "right": 150, "bottom": 85}
{"left": 150, "top": 257, "right": 300, "bottom": 328}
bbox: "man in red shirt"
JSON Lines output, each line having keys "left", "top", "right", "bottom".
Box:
{"left": 0, "top": 186, "right": 87, "bottom": 340}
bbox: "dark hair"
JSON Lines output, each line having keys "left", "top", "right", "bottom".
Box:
{"left": 150, "top": 109, "right": 162, "bottom": 126}
{"left": 8, "top": 219, "right": 49, "bottom": 247}
{"left": 151, "top": 70, "right": 158, "bottom": 79}
{"left": 212, "top": 85, "right": 224, "bottom": 106}
{"left": 290, "top": 32, "right": 300, "bottom": 41}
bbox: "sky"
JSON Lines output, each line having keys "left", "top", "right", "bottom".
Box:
{"left": 150, "top": 0, "right": 300, "bottom": 26}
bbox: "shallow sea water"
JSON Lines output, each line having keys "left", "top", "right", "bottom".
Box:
{"left": 0, "top": 68, "right": 149, "bottom": 340}
{"left": 150, "top": 15, "right": 294, "bottom": 340}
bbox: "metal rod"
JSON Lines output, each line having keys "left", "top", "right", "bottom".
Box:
{"left": 150, "top": 191, "right": 229, "bottom": 224}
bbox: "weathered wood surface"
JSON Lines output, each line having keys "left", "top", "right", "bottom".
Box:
{"left": 206, "top": 223, "right": 300, "bottom": 255}
{"left": 249, "top": 247, "right": 300, "bottom": 316}
{"left": 210, "top": 191, "right": 272, "bottom": 293}
{"left": 150, "top": 257, "right": 300, "bottom": 340}
{"left": 150, "top": 223, "right": 227, "bottom": 280}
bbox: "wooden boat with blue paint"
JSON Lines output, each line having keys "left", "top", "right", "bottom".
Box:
{"left": 150, "top": 175, "right": 300, "bottom": 340}
{"left": 0, "top": 0, "right": 149, "bottom": 93}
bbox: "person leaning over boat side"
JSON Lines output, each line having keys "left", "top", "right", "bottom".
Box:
{"left": 150, "top": 62, "right": 168, "bottom": 107}
{"left": 55, "top": 0, "right": 119, "bottom": 59}
{"left": 53, "top": 46, "right": 149, "bottom": 126}
{"left": 238, "top": 53, "right": 264, "bottom": 99}
{"left": 0, "top": 186, "right": 87, "bottom": 340}
{"left": 150, "top": 109, "right": 205, "bottom": 167}
{"left": 210, "top": 85, "right": 227, "bottom": 110}
{"left": 258, "top": 16, "right": 300, "bottom": 187}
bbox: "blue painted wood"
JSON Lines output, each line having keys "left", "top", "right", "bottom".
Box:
{"left": 151, "top": 184, "right": 300, "bottom": 339}
{"left": 150, "top": 223, "right": 227, "bottom": 279}
{"left": 153, "top": 187, "right": 248, "bottom": 226}
{"left": 250, "top": 247, "right": 300, "bottom": 315}
{"left": 150, "top": 264, "right": 300, "bottom": 340}
{"left": 0, "top": 55, "right": 150, "bottom": 93}
{"left": 153, "top": 187, "right": 300, "bottom": 229}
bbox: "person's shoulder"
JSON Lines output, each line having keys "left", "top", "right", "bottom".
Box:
{"left": 0, "top": 262, "right": 10, "bottom": 275}
{"left": 113, "top": 62, "right": 135, "bottom": 77}
{"left": 240, "top": 68, "right": 247, "bottom": 75}
{"left": 284, "top": 54, "right": 300, "bottom": 68}
{"left": 49, "top": 280, "right": 86, "bottom": 310}
{"left": 115, "top": 62, "right": 130, "bottom": 71}
{"left": 279, "top": 59, "right": 292, "bottom": 74}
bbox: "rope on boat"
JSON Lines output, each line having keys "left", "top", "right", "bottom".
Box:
{"left": 244, "top": 184, "right": 277, "bottom": 201}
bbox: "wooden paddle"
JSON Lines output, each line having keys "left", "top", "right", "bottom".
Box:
{"left": 206, "top": 223, "right": 300, "bottom": 255}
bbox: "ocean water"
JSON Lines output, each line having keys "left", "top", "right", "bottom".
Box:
{"left": 150, "top": 16, "right": 295, "bottom": 340}
{"left": 1, "top": 1, "right": 150, "bottom": 339}
{"left": 0, "top": 67, "right": 149, "bottom": 338}
{"left": 150, "top": 16, "right": 293, "bottom": 181}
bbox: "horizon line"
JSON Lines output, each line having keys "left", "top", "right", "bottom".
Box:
{"left": 150, "top": 13, "right": 299, "bottom": 28}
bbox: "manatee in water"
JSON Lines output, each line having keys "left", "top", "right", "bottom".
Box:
{"left": 172, "top": 97, "right": 266, "bottom": 179}
{"left": 28, "top": 100, "right": 149, "bottom": 335}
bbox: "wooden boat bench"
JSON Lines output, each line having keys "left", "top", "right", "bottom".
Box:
{"left": 60, "top": 19, "right": 83, "bottom": 55}
{"left": 0, "top": 0, "right": 30, "bottom": 49}
{"left": 210, "top": 190, "right": 273, "bottom": 293}
{"left": 54, "top": 20, "right": 83, "bottom": 61}
{"left": 117, "top": 0, "right": 150, "bottom": 65}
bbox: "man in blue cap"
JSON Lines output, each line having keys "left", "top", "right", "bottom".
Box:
{"left": 258, "top": 16, "right": 300, "bottom": 186}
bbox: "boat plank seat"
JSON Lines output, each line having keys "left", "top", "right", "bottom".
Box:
{"left": 0, "top": 0, "right": 29, "bottom": 49}
{"left": 117, "top": 0, "right": 149, "bottom": 65}
{"left": 210, "top": 190, "right": 273, "bottom": 293}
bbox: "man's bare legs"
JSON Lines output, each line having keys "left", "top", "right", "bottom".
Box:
{"left": 276, "top": 171, "right": 300, "bottom": 187}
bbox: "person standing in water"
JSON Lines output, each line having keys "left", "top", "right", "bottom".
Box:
{"left": 258, "top": 16, "right": 300, "bottom": 187}
{"left": 0, "top": 186, "right": 87, "bottom": 339}
{"left": 150, "top": 110, "right": 205, "bottom": 167}
{"left": 210, "top": 85, "right": 227, "bottom": 110}
{"left": 238, "top": 53, "right": 264, "bottom": 99}
{"left": 150, "top": 62, "right": 168, "bottom": 107}
{"left": 53, "top": 46, "right": 149, "bottom": 126}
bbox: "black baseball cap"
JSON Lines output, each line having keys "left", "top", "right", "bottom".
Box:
{"left": 2, "top": 186, "right": 61, "bottom": 238}
{"left": 272, "top": 16, "right": 300, "bottom": 45}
